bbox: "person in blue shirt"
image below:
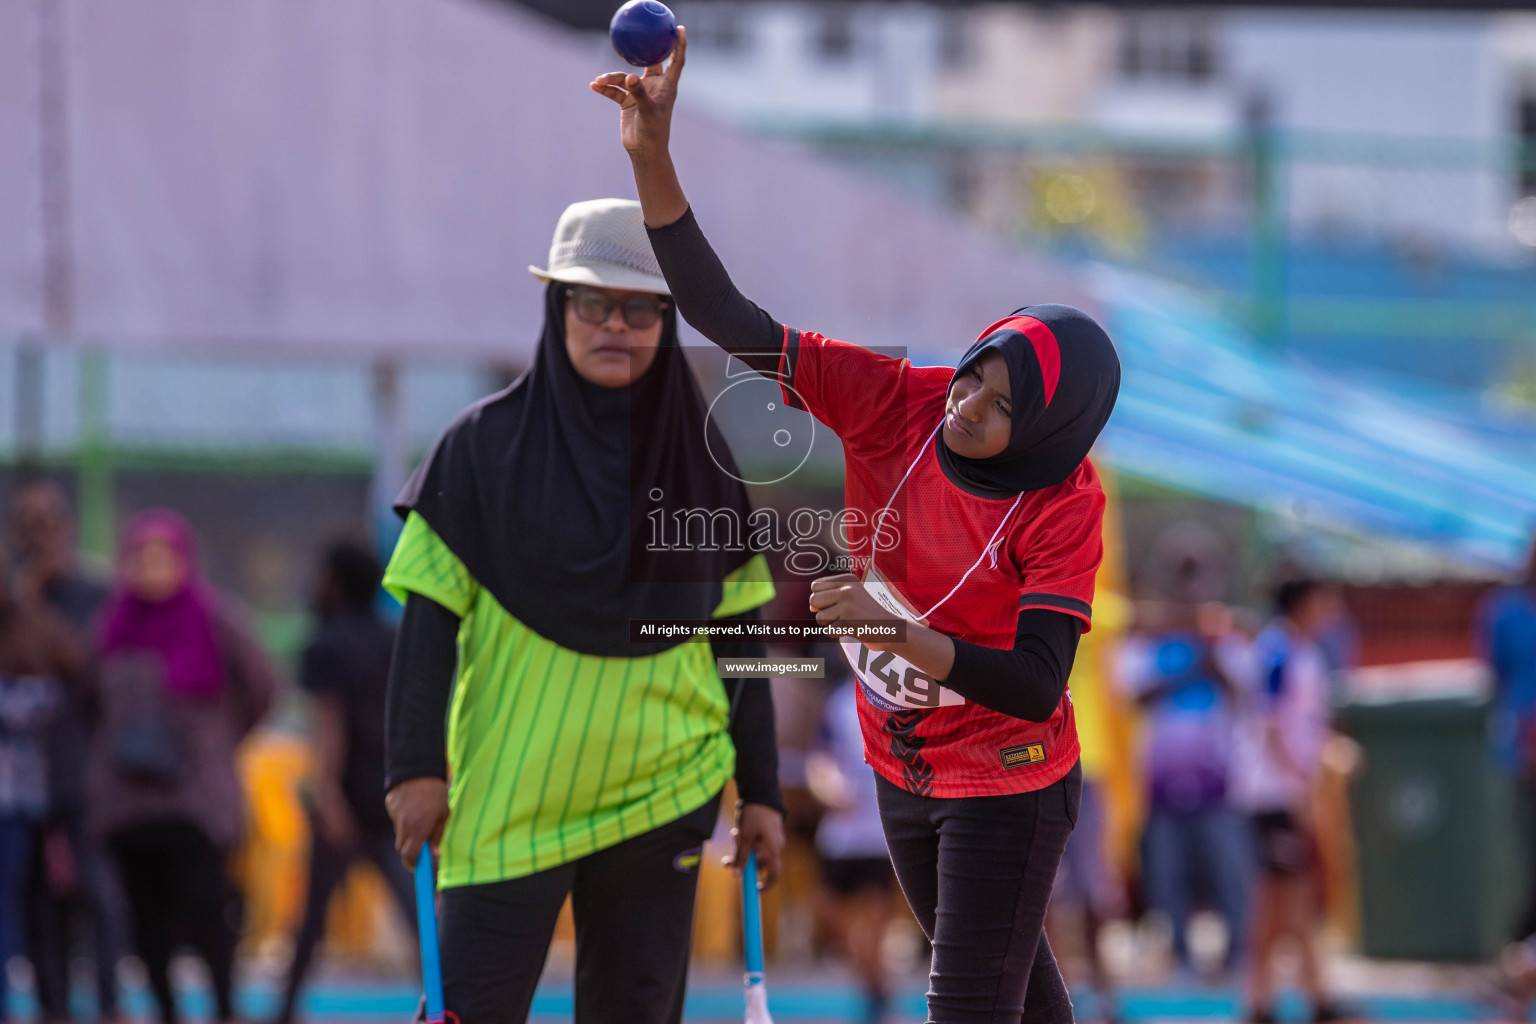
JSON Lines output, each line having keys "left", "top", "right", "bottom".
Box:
{"left": 1479, "top": 544, "right": 1536, "bottom": 774}
{"left": 1477, "top": 541, "right": 1536, "bottom": 941}
{"left": 1116, "top": 560, "right": 1250, "bottom": 979}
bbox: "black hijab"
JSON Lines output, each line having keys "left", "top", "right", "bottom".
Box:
{"left": 396, "top": 282, "right": 758, "bottom": 657}
{"left": 937, "top": 303, "right": 1121, "bottom": 497}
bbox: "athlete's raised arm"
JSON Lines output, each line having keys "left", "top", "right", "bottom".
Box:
{"left": 590, "top": 30, "right": 689, "bottom": 229}
{"left": 592, "top": 29, "right": 784, "bottom": 374}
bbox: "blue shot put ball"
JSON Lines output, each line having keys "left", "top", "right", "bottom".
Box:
{"left": 610, "top": 0, "right": 678, "bottom": 68}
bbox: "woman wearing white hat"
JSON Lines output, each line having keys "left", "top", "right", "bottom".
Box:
{"left": 382, "top": 199, "right": 785, "bottom": 1024}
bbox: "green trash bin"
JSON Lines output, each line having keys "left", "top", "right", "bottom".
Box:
{"left": 1336, "top": 695, "right": 1526, "bottom": 961}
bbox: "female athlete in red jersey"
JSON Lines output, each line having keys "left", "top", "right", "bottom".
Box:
{"left": 594, "top": 34, "right": 1119, "bottom": 1023}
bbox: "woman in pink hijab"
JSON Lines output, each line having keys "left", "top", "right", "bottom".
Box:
{"left": 89, "top": 510, "right": 276, "bottom": 1024}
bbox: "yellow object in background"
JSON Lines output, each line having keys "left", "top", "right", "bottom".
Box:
{"left": 235, "top": 732, "right": 310, "bottom": 957}
{"left": 235, "top": 731, "right": 409, "bottom": 963}
{"left": 1070, "top": 464, "right": 1142, "bottom": 878}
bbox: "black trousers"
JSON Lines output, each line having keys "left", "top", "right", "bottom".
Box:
{"left": 108, "top": 820, "right": 239, "bottom": 1024}
{"left": 277, "top": 811, "right": 416, "bottom": 1022}
{"left": 438, "top": 794, "right": 720, "bottom": 1024}
{"left": 876, "top": 762, "right": 1082, "bottom": 1024}
{"left": 29, "top": 811, "right": 127, "bottom": 1020}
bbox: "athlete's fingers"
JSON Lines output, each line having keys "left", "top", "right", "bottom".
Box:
{"left": 663, "top": 25, "right": 687, "bottom": 83}
{"left": 590, "top": 81, "right": 630, "bottom": 105}
{"left": 592, "top": 71, "right": 633, "bottom": 97}
{"left": 730, "top": 803, "right": 786, "bottom": 889}
{"left": 808, "top": 576, "right": 860, "bottom": 610}
{"left": 809, "top": 585, "right": 859, "bottom": 612}
{"left": 723, "top": 822, "right": 749, "bottom": 876}
{"left": 755, "top": 838, "right": 783, "bottom": 889}
{"left": 399, "top": 825, "right": 422, "bottom": 870}
{"left": 591, "top": 73, "right": 632, "bottom": 104}
{"left": 387, "top": 779, "right": 449, "bottom": 870}
{"left": 725, "top": 833, "right": 745, "bottom": 876}
{"left": 429, "top": 815, "right": 447, "bottom": 861}
{"left": 629, "top": 73, "right": 659, "bottom": 114}
{"left": 392, "top": 811, "right": 418, "bottom": 867}
{"left": 396, "top": 826, "right": 410, "bottom": 861}
{"left": 399, "top": 822, "right": 425, "bottom": 869}
{"left": 809, "top": 573, "right": 860, "bottom": 592}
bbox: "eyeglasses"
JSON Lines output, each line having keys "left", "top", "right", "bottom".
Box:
{"left": 567, "top": 287, "right": 669, "bottom": 330}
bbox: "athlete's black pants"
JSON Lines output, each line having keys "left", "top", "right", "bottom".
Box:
{"left": 876, "top": 762, "right": 1082, "bottom": 1024}
{"left": 438, "top": 793, "right": 721, "bottom": 1024}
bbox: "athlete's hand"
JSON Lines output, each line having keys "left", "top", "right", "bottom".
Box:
{"left": 809, "top": 573, "right": 900, "bottom": 651}
{"left": 590, "top": 26, "right": 686, "bottom": 158}
{"left": 386, "top": 777, "right": 449, "bottom": 871}
{"left": 726, "top": 802, "right": 785, "bottom": 890}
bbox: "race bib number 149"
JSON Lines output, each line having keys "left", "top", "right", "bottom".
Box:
{"left": 840, "top": 565, "right": 966, "bottom": 713}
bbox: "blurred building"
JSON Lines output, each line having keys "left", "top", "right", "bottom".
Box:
{"left": 670, "top": 2, "right": 1536, "bottom": 251}
{"left": 655, "top": 1, "right": 1536, "bottom": 394}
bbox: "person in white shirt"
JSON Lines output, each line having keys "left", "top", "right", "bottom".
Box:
{"left": 1230, "top": 579, "right": 1345, "bottom": 1024}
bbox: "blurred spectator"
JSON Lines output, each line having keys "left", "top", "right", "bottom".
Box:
{"left": 767, "top": 638, "right": 834, "bottom": 965}
{"left": 1230, "top": 580, "right": 1347, "bottom": 1023}
{"left": 87, "top": 510, "right": 276, "bottom": 1024}
{"left": 1117, "top": 557, "right": 1249, "bottom": 978}
{"left": 1047, "top": 591, "right": 1130, "bottom": 1024}
{"left": 0, "top": 540, "right": 86, "bottom": 1023}
{"left": 9, "top": 481, "right": 125, "bottom": 1024}
{"left": 1312, "top": 600, "right": 1360, "bottom": 680}
{"left": 806, "top": 671, "right": 897, "bottom": 1024}
{"left": 770, "top": 639, "right": 829, "bottom": 865}
{"left": 275, "top": 541, "right": 413, "bottom": 1024}
{"left": 1048, "top": 768, "right": 1122, "bottom": 1022}
{"left": 9, "top": 483, "right": 109, "bottom": 626}
{"left": 1480, "top": 539, "right": 1536, "bottom": 983}
{"left": 1478, "top": 544, "right": 1536, "bottom": 783}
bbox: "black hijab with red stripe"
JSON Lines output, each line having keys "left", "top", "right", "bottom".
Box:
{"left": 937, "top": 303, "right": 1121, "bottom": 497}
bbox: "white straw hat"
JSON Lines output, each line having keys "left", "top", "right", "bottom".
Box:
{"left": 528, "top": 198, "right": 670, "bottom": 295}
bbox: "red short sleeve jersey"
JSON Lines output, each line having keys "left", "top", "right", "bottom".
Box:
{"left": 778, "top": 327, "right": 1105, "bottom": 798}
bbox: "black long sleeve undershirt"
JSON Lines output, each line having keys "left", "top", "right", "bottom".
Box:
{"left": 383, "top": 593, "right": 458, "bottom": 791}
{"left": 708, "top": 606, "right": 782, "bottom": 812}
{"left": 944, "top": 608, "right": 1084, "bottom": 722}
{"left": 383, "top": 592, "right": 782, "bottom": 809}
{"left": 647, "top": 208, "right": 784, "bottom": 374}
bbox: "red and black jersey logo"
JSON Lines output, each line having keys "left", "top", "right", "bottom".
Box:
{"left": 885, "top": 710, "right": 934, "bottom": 797}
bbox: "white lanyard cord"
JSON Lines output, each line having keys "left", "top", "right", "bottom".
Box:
{"left": 874, "top": 421, "right": 1026, "bottom": 623}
